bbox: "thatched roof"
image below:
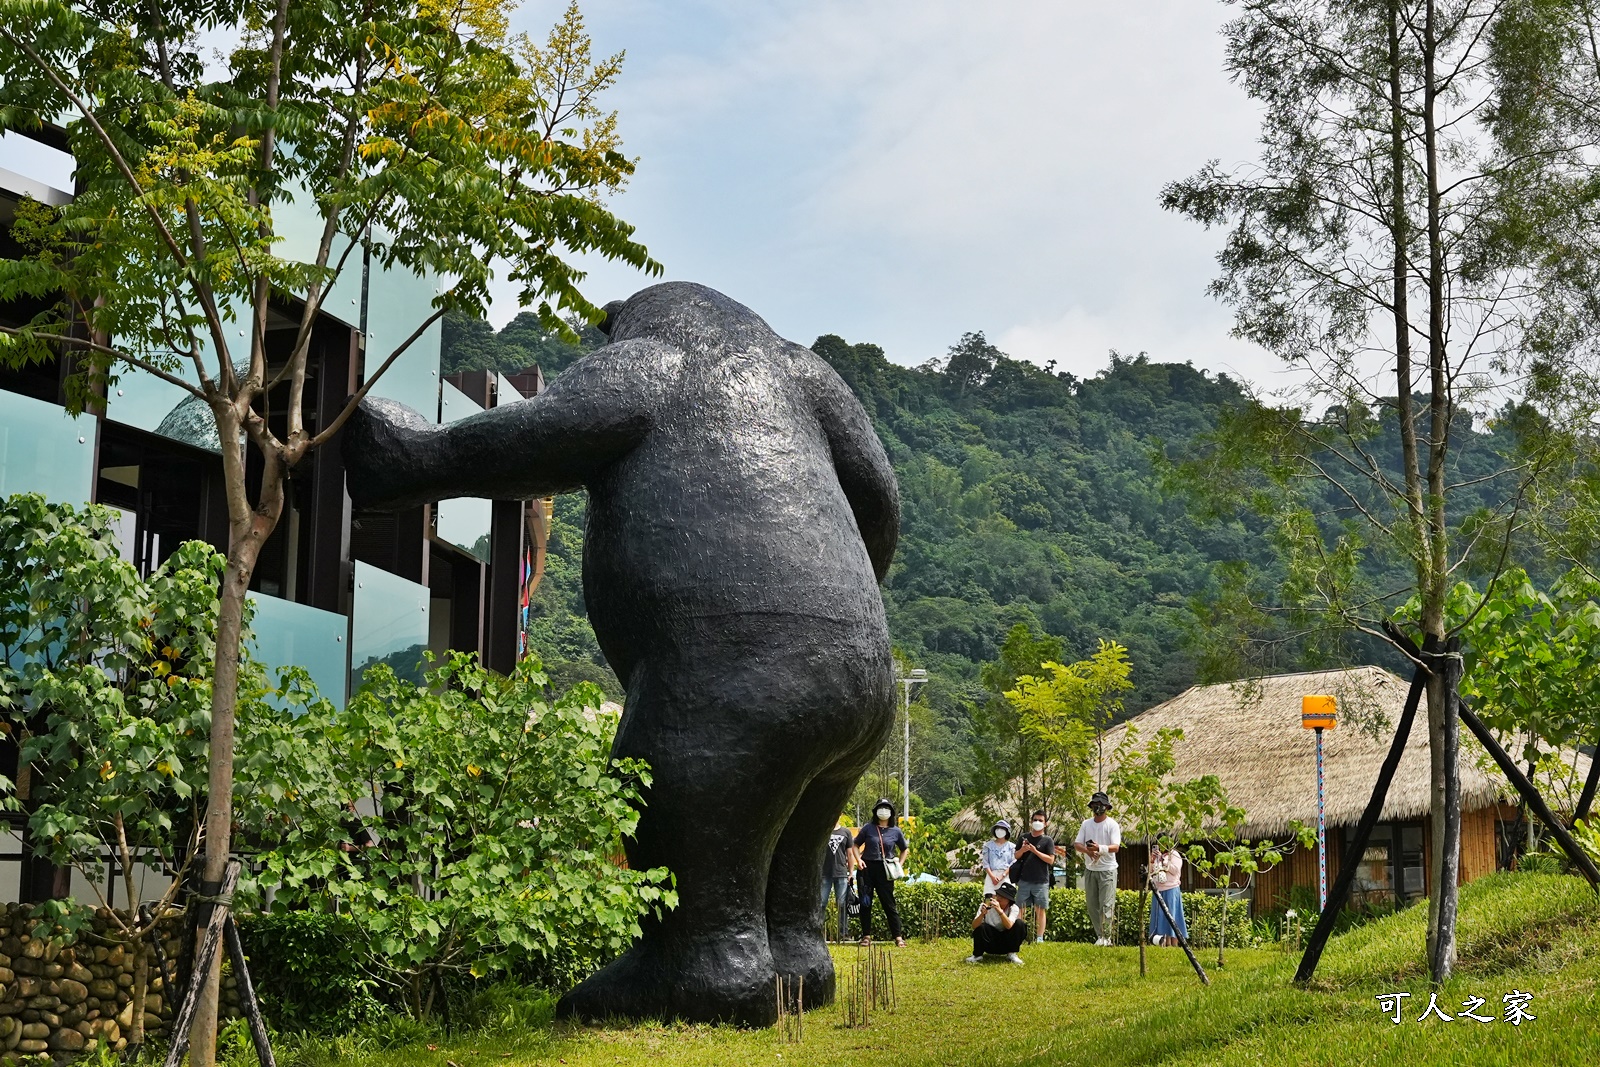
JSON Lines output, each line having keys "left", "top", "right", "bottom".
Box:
{"left": 953, "top": 666, "right": 1592, "bottom": 839}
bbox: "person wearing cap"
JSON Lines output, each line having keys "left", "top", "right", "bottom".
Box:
{"left": 965, "top": 880, "right": 1026, "bottom": 964}
{"left": 853, "top": 797, "right": 909, "bottom": 947}
{"left": 976, "top": 819, "right": 1016, "bottom": 896}
{"left": 1075, "top": 791, "right": 1122, "bottom": 946}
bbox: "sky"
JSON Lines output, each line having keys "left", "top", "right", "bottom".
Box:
{"left": 493, "top": 0, "right": 1285, "bottom": 387}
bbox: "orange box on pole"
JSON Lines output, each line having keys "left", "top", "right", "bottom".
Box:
{"left": 1302, "top": 694, "right": 1337, "bottom": 730}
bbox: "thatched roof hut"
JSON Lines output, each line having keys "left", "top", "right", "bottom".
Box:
{"left": 953, "top": 665, "right": 1593, "bottom": 912}
{"left": 955, "top": 665, "right": 1591, "bottom": 839}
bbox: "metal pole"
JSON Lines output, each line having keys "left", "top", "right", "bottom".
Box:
{"left": 902, "top": 678, "right": 911, "bottom": 819}
{"left": 1316, "top": 725, "right": 1327, "bottom": 911}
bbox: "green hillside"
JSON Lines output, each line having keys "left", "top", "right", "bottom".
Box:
{"left": 440, "top": 316, "right": 1514, "bottom": 808}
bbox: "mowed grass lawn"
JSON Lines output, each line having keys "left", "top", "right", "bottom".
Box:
{"left": 289, "top": 875, "right": 1600, "bottom": 1067}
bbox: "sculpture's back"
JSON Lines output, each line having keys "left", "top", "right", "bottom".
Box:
{"left": 343, "top": 282, "right": 899, "bottom": 1026}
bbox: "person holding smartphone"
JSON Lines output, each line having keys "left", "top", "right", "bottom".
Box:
{"left": 976, "top": 819, "right": 1015, "bottom": 895}
{"left": 965, "top": 881, "right": 1025, "bottom": 964}
{"left": 1075, "top": 791, "right": 1122, "bottom": 946}
{"left": 1012, "top": 809, "right": 1056, "bottom": 942}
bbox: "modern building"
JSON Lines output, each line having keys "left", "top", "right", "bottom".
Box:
{"left": 1, "top": 126, "right": 549, "bottom": 903}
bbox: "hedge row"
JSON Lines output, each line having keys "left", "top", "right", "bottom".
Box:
{"left": 835, "top": 882, "right": 1257, "bottom": 948}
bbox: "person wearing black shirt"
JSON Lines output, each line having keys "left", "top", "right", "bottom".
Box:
{"left": 853, "top": 797, "right": 909, "bottom": 947}
{"left": 1012, "top": 809, "right": 1056, "bottom": 942}
{"left": 820, "top": 815, "right": 859, "bottom": 941}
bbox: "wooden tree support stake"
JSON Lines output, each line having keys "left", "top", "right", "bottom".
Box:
{"left": 139, "top": 903, "right": 177, "bottom": 1002}
{"left": 1458, "top": 702, "right": 1600, "bottom": 890}
{"left": 1296, "top": 644, "right": 1430, "bottom": 983}
{"left": 225, "top": 914, "right": 277, "bottom": 1067}
{"left": 1150, "top": 887, "right": 1208, "bottom": 986}
{"left": 163, "top": 860, "right": 276, "bottom": 1067}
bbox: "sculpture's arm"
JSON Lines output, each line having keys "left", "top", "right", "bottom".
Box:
{"left": 343, "top": 339, "right": 674, "bottom": 511}
{"left": 808, "top": 357, "right": 900, "bottom": 582}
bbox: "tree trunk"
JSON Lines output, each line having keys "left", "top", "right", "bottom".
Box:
{"left": 191, "top": 422, "right": 281, "bottom": 1067}
{"left": 1217, "top": 887, "right": 1228, "bottom": 969}
{"left": 1574, "top": 728, "right": 1600, "bottom": 826}
{"left": 1418, "top": 0, "right": 1461, "bottom": 989}
{"left": 1138, "top": 850, "right": 1149, "bottom": 977}
{"left": 1425, "top": 642, "right": 1463, "bottom": 983}
{"left": 129, "top": 940, "right": 149, "bottom": 1047}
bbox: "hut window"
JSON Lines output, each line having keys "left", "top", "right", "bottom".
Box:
{"left": 1395, "top": 823, "right": 1425, "bottom": 902}
{"left": 1351, "top": 824, "right": 1394, "bottom": 905}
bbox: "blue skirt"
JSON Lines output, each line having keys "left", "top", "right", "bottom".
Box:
{"left": 1149, "top": 887, "right": 1188, "bottom": 939}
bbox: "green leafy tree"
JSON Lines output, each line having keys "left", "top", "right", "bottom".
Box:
{"left": 972, "top": 624, "right": 1063, "bottom": 823}
{"left": 1007, "top": 639, "right": 1134, "bottom": 827}
{"left": 1452, "top": 568, "right": 1600, "bottom": 840}
{"left": 1106, "top": 725, "right": 1230, "bottom": 975}
{"left": 0, "top": 494, "right": 292, "bottom": 1048}
{"left": 1186, "top": 819, "right": 1313, "bottom": 969}
{"left": 252, "top": 653, "right": 675, "bottom": 1015}
{"left": 1160, "top": 0, "right": 1570, "bottom": 983}
{"left": 0, "top": 2, "right": 657, "bottom": 1052}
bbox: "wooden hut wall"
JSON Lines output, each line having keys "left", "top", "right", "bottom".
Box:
{"left": 1458, "top": 804, "right": 1499, "bottom": 884}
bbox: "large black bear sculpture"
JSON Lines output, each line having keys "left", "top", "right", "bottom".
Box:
{"left": 342, "top": 282, "right": 899, "bottom": 1026}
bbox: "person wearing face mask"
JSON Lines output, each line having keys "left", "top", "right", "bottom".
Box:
{"left": 853, "top": 798, "right": 909, "bottom": 947}
{"left": 1075, "top": 791, "right": 1122, "bottom": 946}
{"left": 1011, "top": 809, "right": 1056, "bottom": 943}
{"left": 965, "top": 881, "right": 1026, "bottom": 964}
{"left": 976, "top": 820, "right": 1016, "bottom": 896}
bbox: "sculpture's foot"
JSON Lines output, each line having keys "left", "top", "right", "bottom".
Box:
{"left": 556, "top": 934, "right": 778, "bottom": 1028}
{"left": 768, "top": 928, "right": 836, "bottom": 1010}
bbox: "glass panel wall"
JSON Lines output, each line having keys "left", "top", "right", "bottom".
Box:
{"left": 104, "top": 297, "right": 249, "bottom": 451}
{"left": 364, "top": 250, "right": 441, "bottom": 422}
{"left": 434, "top": 381, "right": 492, "bottom": 562}
{"left": 496, "top": 373, "right": 525, "bottom": 406}
{"left": 247, "top": 592, "right": 349, "bottom": 710}
{"left": 272, "top": 177, "right": 363, "bottom": 329}
{"left": 350, "top": 560, "right": 430, "bottom": 690}
{"left": 0, "top": 391, "right": 95, "bottom": 505}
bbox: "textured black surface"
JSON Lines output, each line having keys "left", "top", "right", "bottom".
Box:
{"left": 343, "top": 282, "right": 899, "bottom": 1026}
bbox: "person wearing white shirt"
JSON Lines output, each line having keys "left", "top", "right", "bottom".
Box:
{"left": 965, "top": 881, "right": 1026, "bottom": 964}
{"left": 1074, "top": 791, "right": 1121, "bottom": 946}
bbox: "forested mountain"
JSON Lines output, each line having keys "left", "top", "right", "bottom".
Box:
{"left": 440, "top": 315, "right": 1519, "bottom": 809}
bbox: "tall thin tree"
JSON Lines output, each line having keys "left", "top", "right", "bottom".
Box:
{"left": 0, "top": 0, "right": 659, "bottom": 1059}
{"left": 1164, "top": 0, "right": 1560, "bottom": 982}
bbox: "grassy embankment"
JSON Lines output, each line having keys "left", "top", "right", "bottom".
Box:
{"left": 273, "top": 873, "right": 1600, "bottom": 1067}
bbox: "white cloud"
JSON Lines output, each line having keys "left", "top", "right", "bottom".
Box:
{"left": 497, "top": 0, "right": 1278, "bottom": 386}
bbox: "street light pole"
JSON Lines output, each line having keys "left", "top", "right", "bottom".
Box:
{"left": 899, "top": 668, "right": 928, "bottom": 817}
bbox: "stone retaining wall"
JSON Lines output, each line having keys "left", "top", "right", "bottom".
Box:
{"left": 0, "top": 903, "right": 240, "bottom": 1064}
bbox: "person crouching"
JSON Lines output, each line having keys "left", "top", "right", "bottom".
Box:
{"left": 966, "top": 881, "right": 1026, "bottom": 965}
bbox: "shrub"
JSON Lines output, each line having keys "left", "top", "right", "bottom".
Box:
{"left": 250, "top": 654, "right": 677, "bottom": 1017}
{"left": 845, "top": 881, "right": 1255, "bottom": 947}
{"left": 235, "top": 912, "right": 385, "bottom": 1034}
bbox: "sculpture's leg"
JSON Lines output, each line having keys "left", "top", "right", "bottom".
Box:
{"left": 763, "top": 767, "right": 861, "bottom": 1007}
{"left": 556, "top": 653, "right": 795, "bottom": 1026}
{"left": 556, "top": 616, "right": 890, "bottom": 1027}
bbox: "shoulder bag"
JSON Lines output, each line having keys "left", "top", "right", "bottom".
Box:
{"left": 877, "top": 826, "right": 906, "bottom": 880}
